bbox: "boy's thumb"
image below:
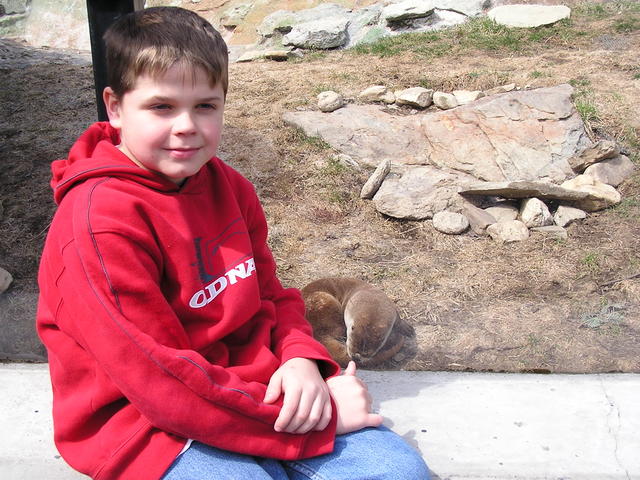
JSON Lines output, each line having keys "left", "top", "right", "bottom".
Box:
{"left": 367, "top": 413, "right": 384, "bottom": 427}
{"left": 344, "top": 361, "right": 357, "bottom": 376}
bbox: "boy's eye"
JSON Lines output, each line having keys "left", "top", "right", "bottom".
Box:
{"left": 150, "top": 104, "right": 172, "bottom": 111}
{"left": 197, "top": 103, "right": 216, "bottom": 110}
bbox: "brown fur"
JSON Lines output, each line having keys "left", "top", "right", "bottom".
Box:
{"left": 301, "top": 277, "right": 413, "bottom": 368}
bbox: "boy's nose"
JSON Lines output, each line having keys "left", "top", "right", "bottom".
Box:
{"left": 172, "top": 111, "right": 197, "bottom": 135}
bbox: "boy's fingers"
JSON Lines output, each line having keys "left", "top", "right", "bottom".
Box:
{"left": 263, "top": 374, "right": 282, "bottom": 404}
{"left": 313, "top": 399, "right": 333, "bottom": 432}
{"left": 274, "top": 387, "right": 303, "bottom": 432}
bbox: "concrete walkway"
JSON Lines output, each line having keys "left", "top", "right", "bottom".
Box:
{"left": 1, "top": 363, "right": 638, "bottom": 479}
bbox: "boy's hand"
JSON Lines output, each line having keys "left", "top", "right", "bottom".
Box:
{"left": 264, "top": 357, "right": 332, "bottom": 434}
{"left": 326, "top": 361, "right": 384, "bottom": 435}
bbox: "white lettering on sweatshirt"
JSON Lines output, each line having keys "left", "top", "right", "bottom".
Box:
{"left": 189, "top": 258, "right": 256, "bottom": 309}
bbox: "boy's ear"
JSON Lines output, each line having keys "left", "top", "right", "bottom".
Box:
{"left": 103, "top": 87, "right": 122, "bottom": 129}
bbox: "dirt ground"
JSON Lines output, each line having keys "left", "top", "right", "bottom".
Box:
{"left": 1, "top": 1, "right": 639, "bottom": 372}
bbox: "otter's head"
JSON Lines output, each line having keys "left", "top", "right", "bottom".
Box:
{"left": 344, "top": 289, "right": 399, "bottom": 364}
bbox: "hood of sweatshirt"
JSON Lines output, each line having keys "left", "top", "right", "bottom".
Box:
{"left": 51, "top": 122, "right": 182, "bottom": 204}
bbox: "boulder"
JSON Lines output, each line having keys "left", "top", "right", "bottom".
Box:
{"left": 553, "top": 205, "right": 587, "bottom": 228}
{"left": 583, "top": 154, "right": 635, "bottom": 187}
{"left": 488, "top": 5, "right": 571, "bottom": 28}
{"left": 560, "top": 175, "right": 621, "bottom": 211}
{"left": 433, "top": 91, "right": 458, "bottom": 110}
{"left": 486, "top": 220, "right": 530, "bottom": 243}
{"left": 432, "top": 211, "right": 470, "bottom": 235}
{"left": 568, "top": 140, "right": 619, "bottom": 173}
{"left": 395, "top": 87, "right": 434, "bottom": 109}
{"left": 283, "top": 16, "right": 350, "bottom": 49}
{"left": 358, "top": 85, "right": 396, "bottom": 104}
{"left": 258, "top": 4, "right": 350, "bottom": 38}
{"left": 317, "top": 91, "right": 344, "bottom": 113}
{"left": 418, "top": 84, "right": 588, "bottom": 183}
{"left": 519, "top": 198, "right": 553, "bottom": 228}
{"left": 361, "top": 159, "right": 391, "bottom": 199}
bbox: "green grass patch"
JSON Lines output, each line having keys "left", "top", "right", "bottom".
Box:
{"left": 612, "top": 197, "right": 640, "bottom": 218}
{"left": 580, "top": 302, "right": 625, "bottom": 329}
{"left": 351, "top": 15, "right": 586, "bottom": 59}
{"left": 581, "top": 251, "right": 601, "bottom": 276}
{"left": 614, "top": 17, "right": 640, "bottom": 33}
{"left": 290, "top": 128, "right": 332, "bottom": 152}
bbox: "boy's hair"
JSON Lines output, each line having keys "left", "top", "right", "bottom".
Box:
{"left": 103, "top": 7, "right": 228, "bottom": 98}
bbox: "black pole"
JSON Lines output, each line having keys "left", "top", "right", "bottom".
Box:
{"left": 86, "top": 0, "right": 141, "bottom": 121}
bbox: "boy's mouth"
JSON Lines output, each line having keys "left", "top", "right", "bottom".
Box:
{"left": 165, "top": 147, "right": 201, "bottom": 159}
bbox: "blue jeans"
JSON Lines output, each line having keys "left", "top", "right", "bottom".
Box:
{"left": 161, "top": 426, "right": 430, "bottom": 479}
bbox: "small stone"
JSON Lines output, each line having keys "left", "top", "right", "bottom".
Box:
{"left": 519, "top": 198, "right": 553, "bottom": 228}
{"left": 583, "top": 154, "right": 635, "bottom": 187}
{"left": 452, "top": 90, "right": 485, "bottom": 105}
{"left": 358, "top": 85, "right": 396, "bottom": 104}
{"left": 462, "top": 203, "right": 496, "bottom": 235}
{"left": 485, "top": 83, "right": 517, "bottom": 95}
{"left": 333, "top": 153, "right": 361, "bottom": 170}
{"left": 553, "top": 205, "right": 587, "bottom": 227}
{"left": 432, "top": 92, "right": 458, "bottom": 110}
{"left": 432, "top": 211, "right": 470, "bottom": 235}
{"left": 317, "top": 91, "right": 344, "bottom": 112}
{"left": 361, "top": 159, "right": 391, "bottom": 199}
{"left": 0, "top": 267, "right": 13, "bottom": 294}
{"left": 484, "top": 203, "right": 519, "bottom": 223}
{"left": 568, "top": 140, "right": 619, "bottom": 173}
{"left": 486, "top": 220, "right": 530, "bottom": 243}
{"left": 394, "top": 87, "right": 434, "bottom": 109}
{"left": 530, "top": 225, "right": 568, "bottom": 241}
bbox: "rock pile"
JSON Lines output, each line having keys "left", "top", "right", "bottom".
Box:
{"left": 285, "top": 83, "right": 635, "bottom": 242}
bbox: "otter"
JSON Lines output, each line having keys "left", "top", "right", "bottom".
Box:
{"left": 301, "top": 277, "right": 413, "bottom": 368}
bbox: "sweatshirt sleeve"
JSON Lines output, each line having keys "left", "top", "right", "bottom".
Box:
{"left": 239, "top": 178, "right": 341, "bottom": 379}
{"left": 43, "top": 183, "right": 336, "bottom": 460}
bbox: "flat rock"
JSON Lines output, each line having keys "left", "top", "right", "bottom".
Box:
{"left": 531, "top": 225, "right": 568, "bottom": 241}
{"left": 433, "top": 211, "right": 470, "bottom": 235}
{"left": 488, "top": 5, "right": 571, "bottom": 28}
{"left": 418, "top": 84, "right": 589, "bottom": 183}
{"left": 486, "top": 220, "right": 530, "bottom": 243}
{"left": 583, "top": 154, "right": 635, "bottom": 187}
{"left": 382, "top": 0, "right": 435, "bottom": 23}
{"left": 236, "top": 49, "right": 293, "bottom": 62}
{"left": 461, "top": 180, "right": 592, "bottom": 202}
{"left": 283, "top": 105, "right": 428, "bottom": 167}
{"left": 568, "top": 140, "right": 619, "bottom": 173}
{"left": 373, "top": 166, "right": 476, "bottom": 220}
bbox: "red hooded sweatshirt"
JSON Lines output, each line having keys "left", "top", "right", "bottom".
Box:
{"left": 36, "top": 122, "right": 340, "bottom": 480}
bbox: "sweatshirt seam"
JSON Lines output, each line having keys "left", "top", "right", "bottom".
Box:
{"left": 92, "top": 419, "right": 153, "bottom": 480}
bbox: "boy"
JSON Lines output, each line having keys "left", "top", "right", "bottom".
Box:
{"left": 36, "top": 7, "right": 430, "bottom": 480}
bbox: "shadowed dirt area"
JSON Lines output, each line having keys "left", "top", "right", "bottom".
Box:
{"left": 1, "top": 0, "right": 639, "bottom": 371}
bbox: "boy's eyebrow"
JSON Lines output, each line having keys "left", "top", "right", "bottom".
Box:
{"left": 146, "top": 95, "right": 224, "bottom": 103}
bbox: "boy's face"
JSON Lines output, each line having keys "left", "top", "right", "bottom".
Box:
{"left": 104, "top": 64, "right": 225, "bottom": 184}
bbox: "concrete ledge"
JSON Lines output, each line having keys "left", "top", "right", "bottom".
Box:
{"left": 1, "top": 364, "right": 638, "bottom": 479}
